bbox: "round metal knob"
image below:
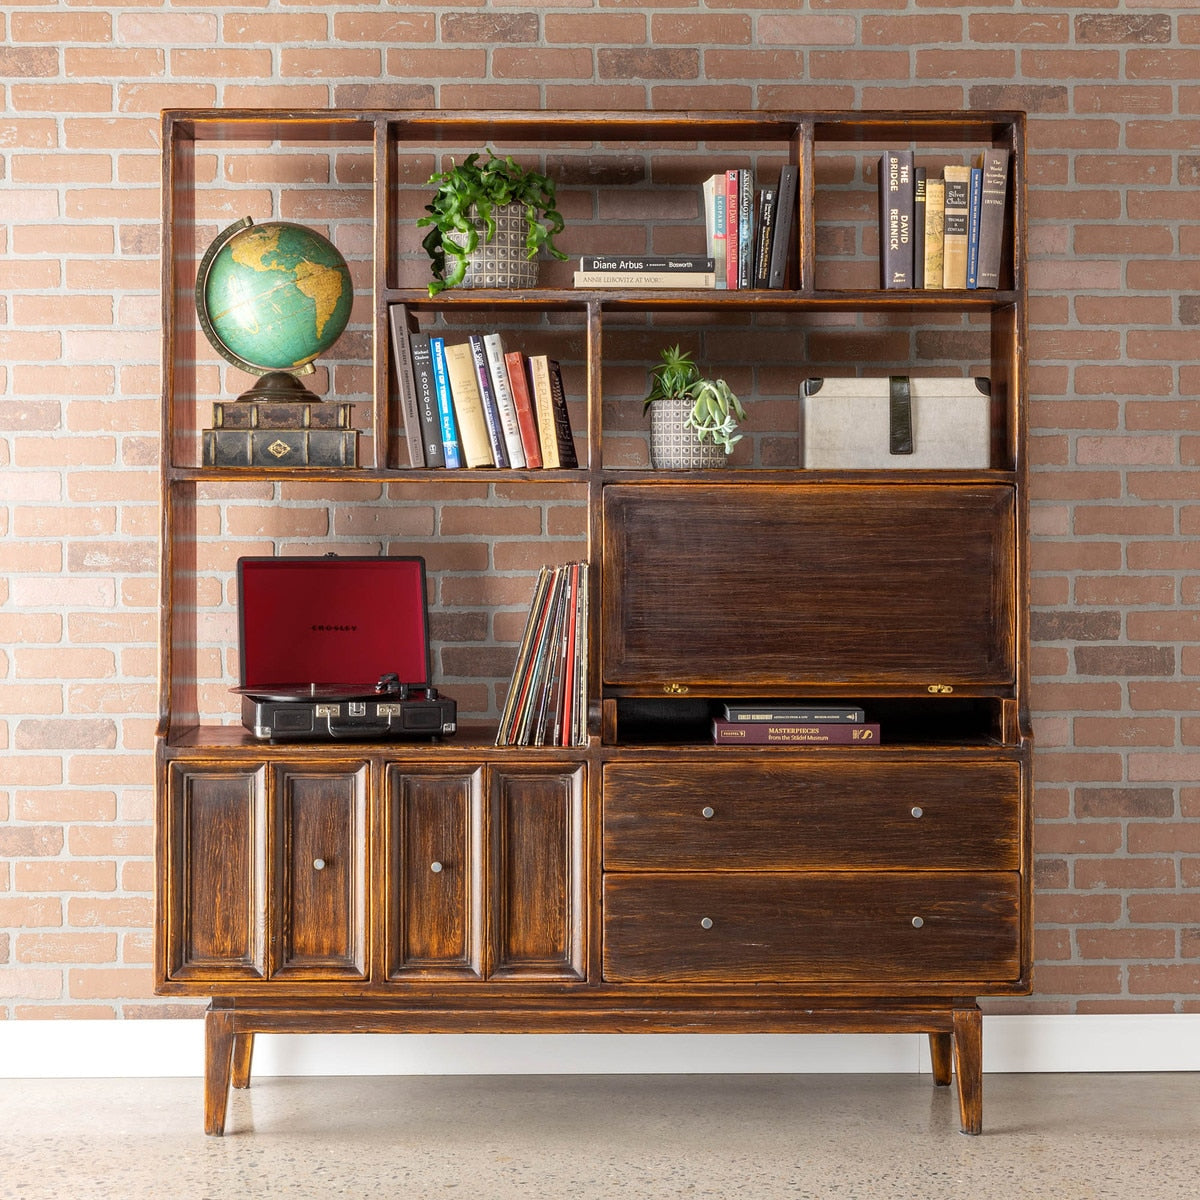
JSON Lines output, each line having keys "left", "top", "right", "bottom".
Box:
{"left": 700, "top": 917, "right": 714, "bottom": 930}
{"left": 312, "top": 858, "right": 326, "bottom": 871}
{"left": 911, "top": 806, "right": 924, "bottom": 819}
{"left": 430, "top": 861, "right": 443, "bottom": 874}
{"left": 701, "top": 806, "right": 715, "bottom": 819}
{"left": 911, "top": 916, "right": 924, "bottom": 929}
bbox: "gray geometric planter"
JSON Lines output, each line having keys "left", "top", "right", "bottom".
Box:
{"left": 451, "top": 203, "right": 539, "bottom": 290}
{"left": 649, "top": 395, "right": 729, "bottom": 470}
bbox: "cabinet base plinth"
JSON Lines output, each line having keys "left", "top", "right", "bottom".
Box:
{"left": 201, "top": 999, "right": 985, "bottom": 1137}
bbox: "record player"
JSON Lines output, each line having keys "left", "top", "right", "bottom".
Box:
{"left": 235, "top": 555, "right": 457, "bottom": 741}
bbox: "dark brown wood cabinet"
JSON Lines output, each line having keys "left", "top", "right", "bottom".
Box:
{"left": 156, "top": 108, "right": 1030, "bottom": 1136}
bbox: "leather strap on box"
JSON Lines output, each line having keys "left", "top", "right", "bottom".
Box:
{"left": 889, "top": 375, "right": 914, "bottom": 455}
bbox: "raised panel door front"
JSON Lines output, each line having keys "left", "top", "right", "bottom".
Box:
{"left": 164, "top": 762, "right": 267, "bottom": 983}
{"left": 489, "top": 765, "right": 585, "bottom": 980}
{"left": 273, "top": 763, "right": 368, "bottom": 979}
{"left": 385, "top": 766, "right": 484, "bottom": 980}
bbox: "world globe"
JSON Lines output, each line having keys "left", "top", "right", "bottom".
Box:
{"left": 195, "top": 216, "right": 353, "bottom": 399}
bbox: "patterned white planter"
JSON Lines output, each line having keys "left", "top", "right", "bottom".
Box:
{"left": 649, "top": 395, "right": 728, "bottom": 470}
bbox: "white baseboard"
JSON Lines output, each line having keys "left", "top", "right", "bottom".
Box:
{"left": 2, "top": 1015, "right": 1197, "bottom": 1078}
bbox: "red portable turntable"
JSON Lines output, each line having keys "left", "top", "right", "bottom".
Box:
{"left": 234, "top": 555, "right": 457, "bottom": 741}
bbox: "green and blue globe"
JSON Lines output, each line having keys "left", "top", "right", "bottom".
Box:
{"left": 196, "top": 217, "right": 353, "bottom": 375}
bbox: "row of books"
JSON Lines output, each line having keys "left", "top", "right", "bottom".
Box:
{"left": 570, "top": 164, "right": 799, "bottom": 292}
{"left": 879, "top": 148, "right": 1011, "bottom": 291}
{"left": 712, "top": 702, "right": 880, "bottom": 747}
{"left": 390, "top": 304, "right": 577, "bottom": 470}
{"left": 497, "top": 562, "right": 589, "bottom": 747}
{"left": 704, "top": 165, "right": 799, "bottom": 289}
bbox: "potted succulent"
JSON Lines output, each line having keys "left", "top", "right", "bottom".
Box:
{"left": 643, "top": 344, "right": 747, "bottom": 469}
{"left": 418, "top": 150, "right": 568, "bottom": 297}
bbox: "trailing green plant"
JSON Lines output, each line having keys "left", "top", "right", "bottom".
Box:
{"left": 417, "top": 150, "right": 568, "bottom": 297}
{"left": 643, "top": 344, "right": 747, "bottom": 455}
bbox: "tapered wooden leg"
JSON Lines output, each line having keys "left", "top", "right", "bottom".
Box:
{"left": 231, "top": 1032, "right": 255, "bottom": 1090}
{"left": 204, "top": 1008, "right": 237, "bottom": 1136}
{"left": 928, "top": 1032, "right": 953, "bottom": 1086}
{"left": 951, "top": 1007, "right": 983, "bottom": 1135}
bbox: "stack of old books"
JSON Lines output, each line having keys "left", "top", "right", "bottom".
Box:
{"left": 201, "top": 387, "right": 358, "bottom": 468}
{"left": 712, "top": 702, "right": 880, "bottom": 746}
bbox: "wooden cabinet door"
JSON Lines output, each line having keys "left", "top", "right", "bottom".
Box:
{"left": 603, "top": 483, "right": 1016, "bottom": 689}
{"left": 385, "top": 766, "right": 485, "bottom": 979}
{"left": 489, "top": 765, "right": 586, "bottom": 980}
{"left": 163, "top": 762, "right": 267, "bottom": 983}
{"left": 273, "top": 763, "right": 368, "bottom": 980}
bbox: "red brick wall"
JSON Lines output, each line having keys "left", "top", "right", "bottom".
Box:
{"left": 2, "top": 3, "right": 1197, "bottom": 1018}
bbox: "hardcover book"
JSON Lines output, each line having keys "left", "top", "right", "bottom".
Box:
{"left": 505, "top": 349, "right": 543, "bottom": 468}
{"left": 573, "top": 270, "right": 716, "bottom": 289}
{"left": 965, "top": 165, "right": 984, "bottom": 289}
{"left": 973, "top": 148, "right": 1010, "bottom": 289}
{"left": 483, "top": 333, "right": 526, "bottom": 468}
{"left": 702, "top": 172, "right": 728, "bottom": 289}
{"left": 721, "top": 704, "right": 866, "bottom": 724}
{"left": 912, "top": 168, "right": 927, "bottom": 289}
{"left": 767, "top": 163, "right": 799, "bottom": 289}
{"left": 922, "top": 176, "right": 945, "bottom": 290}
{"left": 737, "top": 168, "right": 754, "bottom": 289}
{"left": 725, "top": 168, "right": 740, "bottom": 289}
{"left": 579, "top": 255, "right": 714, "bottom": 272}
{"left": 428, "top": 336, "right": 461, "bottom": 469}
{"left": 442, "top": 340, "right": 493, "bottom": 468}
{"left": 754, "top": 184, "right": 777, "bottom": 288}
{"left": 713, "top": 719, "right": 882, "bottom": 745}
{"left": 408, "top": 332, "right": 446, "bottom": 467}
{"left": 387, "top": 304, "right": 425, "bottom": 468}
{"left": 210, "top": 399, "right": 354, "bottom": 431}
{"left": 878, "top": 149, "right": 914, "bottom": 288}
{"left": 941, "top": 164, "right": 972, "bottom": 289}
{"left": 528, "top": 354, "right": 560, "bottom": 468}
{"left": 545, "top": 359, "right": 579, "bottom": 469}
{"left": 203, "top": 428, "right": 357, "bottom": 468}
{"left": 468, "top": 334, "right": 510, "bottom": 467}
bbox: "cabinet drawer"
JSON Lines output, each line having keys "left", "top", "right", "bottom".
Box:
{"left": 602, "top": 871, "right": 1020, "bottom": 984}
{"left": 604, "top": 759, "right": 1020, "bottom": 871}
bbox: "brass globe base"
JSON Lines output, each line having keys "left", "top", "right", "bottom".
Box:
{"left": 235, "top": 370, "right": 320, "bottom": 404}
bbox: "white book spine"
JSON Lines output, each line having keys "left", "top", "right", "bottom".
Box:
{"left": 483, "top": 332, "right": 527, "bottom": 468}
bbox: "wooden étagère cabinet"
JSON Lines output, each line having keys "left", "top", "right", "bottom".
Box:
{"left": 156, "top": 108, "right": 1031, "bottom": 1135}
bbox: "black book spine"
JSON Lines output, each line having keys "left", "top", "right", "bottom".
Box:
{"left": 408, "top": 333, "right": 446, "bottom": 468}
{"left": 767, "top": 164, "right": 799, "bottom": 289}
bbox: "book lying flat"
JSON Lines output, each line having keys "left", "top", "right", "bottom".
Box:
{"left": 574, "top": 270, "right": 716, "bottom": 289}
{"left": 713, "top": 719, "right": 881, "bottom": 745}
{"left": 721, "top": 704, "right": 866, "bottom": 723}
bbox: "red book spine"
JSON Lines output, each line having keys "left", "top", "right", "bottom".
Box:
{"left": 724, "top": 168, "right": 741, "bottom": 290}
{"left": 504, "top": 350, "right": 543, "bottom": 468}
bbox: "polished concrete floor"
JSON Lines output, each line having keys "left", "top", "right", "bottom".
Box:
{"left": 1, "top": 1073, "right": 1196, "bottom": 1199}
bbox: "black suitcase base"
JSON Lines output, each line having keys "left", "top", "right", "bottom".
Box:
{"left": 241, "top": 689, "right": 456, "bottom": 742}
